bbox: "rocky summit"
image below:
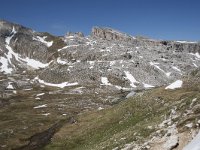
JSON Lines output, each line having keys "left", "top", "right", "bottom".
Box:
{"left": 0, "top": 20, "right": 200, "bottom": 150}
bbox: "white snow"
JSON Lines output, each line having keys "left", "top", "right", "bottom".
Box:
{"left": 34, "top": 104, "right": 47, "bottom": 109}
{"left": 165, "top": 80, "right": 183, "bottom": 89}
{"left": 150, "top": 62, "right": 171, "bottom": 77}
{"left": 193, "top": 63, "right": 198, "bottom": 68}
{"left": 124, "top": 71, "right": 139, "bottom": 87}
{"left": 36, "top": 93, "right": 45, "bottom": 97}
{"left": 126, "top": 91, "right": 135, "bottom": 98}
{"left": 143, "top": 83, "right": 155, "bottom": 88}
{"left": 176, "top": 41, "right": 197, "bottom": 44}
{"left": 7, "top": 82, "right": 14, "bottom": 89}
{"left": 101, "top": 77, "right": 111, "bottom": 85}
{"left": 1, "top": 27, "right": 50, "bottom": 73}
{"left": 98, "top": 107, "right": 104, "bottom": 110}
{"left": 110, "top": 61, "right": 116, "bottom": 66}
{"left": 57, "top": 44, "right": 80, "bottom": 52}
{"left": 34, "top": 76, "right": 78, "bottom": 88}
{"left": 166, "top": 72, "right": 171, "bottom": 77}
{"left": 189, "top": 52, "right": 200, "bottom": 59}
{"left": 0, "top": 57, "right": 13, "bottom": 74}
{"left": 185, "top": 123, "right": 193, "bottom": 128}
{"left": 88, "top": 61, "right": 95, "bottom": 69}
{"left": 41, "top": 113, "right": 50, "bottom": 116}
{"left": 23, "top": 57, "right": 49, "bottom": 69}
{"left": 183, "top": 131, "right": 200, "bottom": 150}
{"left": 150, "top": 62, "right": 164, "bottom": 72}
{"left": 115, "top": 85, "right": 133, "bottom": 91}
{"left": 172, "top": 66, "right": 181, "bottom": 72}
{"left": 33, "top": 36, "right": 53, "bottom": 47}
{"left": 57, "top": 57, "right": 67, "bottom": 65}
{"left": 5, "top": 27, "right": 17, "bottom": 45}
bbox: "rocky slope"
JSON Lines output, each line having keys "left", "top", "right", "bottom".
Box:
{"left": 0, "top": 20, "right": 200, "bottom": 150}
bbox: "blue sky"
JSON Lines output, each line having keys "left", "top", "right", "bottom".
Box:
{"left": 0, "top": 0, "right": 199, "bottom": 40}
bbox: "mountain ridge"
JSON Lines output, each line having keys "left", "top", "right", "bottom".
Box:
{"left": 0, "top": 20, "right": 200, "bottom": 150}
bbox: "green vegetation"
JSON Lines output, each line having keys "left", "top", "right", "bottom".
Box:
{"left": 46, "top": 85, "right": 200, "bottom": 150}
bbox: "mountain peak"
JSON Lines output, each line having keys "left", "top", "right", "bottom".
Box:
{"left": 91, "top": 26, "right": 134, "bottom": 41}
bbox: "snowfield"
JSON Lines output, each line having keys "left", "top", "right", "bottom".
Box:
{"left": 34, "top": 76, "right": 78, "bottom": 88}
{"left": 165, "top": 80, "right": 183, "bottom": 89}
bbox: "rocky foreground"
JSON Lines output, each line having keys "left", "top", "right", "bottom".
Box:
{"left": 0, "top": 20, "right": 200, "bottom": 150}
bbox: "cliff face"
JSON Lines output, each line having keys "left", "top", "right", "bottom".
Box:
{"left": 91, "top": 27, "right": 133, "bottom": 41}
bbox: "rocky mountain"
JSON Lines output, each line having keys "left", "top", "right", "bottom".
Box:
{"left": 0, "top": 20, "right": 200, "bottom": 150}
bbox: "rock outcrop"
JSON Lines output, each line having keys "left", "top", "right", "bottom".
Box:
{"left": 91, "top": 26, "right": 134, "bottom": 41}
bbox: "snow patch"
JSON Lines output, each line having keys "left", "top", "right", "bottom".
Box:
{"left": 36, "top": 93, "right": 45, "bottom": 97}
{"left": 150, "top": 62, "right": 171, "bottom": 77}
{"left": 176, "top": 41, "right": 197, "bottom": 44}
{"left": 126, "top": 91, "right": 135, "bottom": 98}
{"left": 33, "top": 36, "right": 53, "bottom": 47}
{"left": 143, "top": 83, "right": 155, "bottom": 88}
{"left": 101, "top": 77, "right": 111, "bottom": 85}
{"left": 57, "top": 57, "right": 67, "bottom": 65}
{"left": 189, "top": 52, "right": 200, "bottom": 59}
{"left": 193, "top": 63, "right": 198, "bottom": 68}
{"left": 124, "top": 71, "right": 139, "bottom": 88}
{"left": 34, "top": 104, "right": 47, "bottom": 109}
{"left": 165, "top": 80, "right": 183, "bottom": 89}
{"left": 0, "top": 57, "right": 13, "bottom": 74}
{"left": 34, "top": 76, "right": 78, "bottom": 88}
{"left": 57, "top": 44, "right": 80, "bottom": 52}
{"left": 23, "top": 57, "right": 50, "bottom": 69}
{"left": 172, "top": 66, "right": 181, "bottom": 72}
{"left": 41, "top": 113, "right": 50, "bottom": 116}
{"left": 7, "top": 82, "right": 14, "bottom": 89}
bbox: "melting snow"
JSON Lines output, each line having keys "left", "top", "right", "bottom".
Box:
{"left": 150, "top": 62, "right": 171, "bottom": 77}
{"left": 34, "top": 76, "right": 78, "bottom": 88}
{"left": 41, "top": 113, "right": 50, "bottom": 116}
{"left": 36, "top": 93, "right": 45, "bottom": 97}
{"left": 126, "top": 91, "right": 135, "bottom": 98}
{"left": 57, "top": 57, "right": 67, "bottom": 65}
{"left": 101, "top": 77, "right": 111, "bottom": 85}
{"left": 124, "top": 71, "right": 139, "bottom": 87}
{"left": 98, "top": 107, "right": 104, "bottom": 110}
{"left": 193, "top": 63, "right": 198, "bottom": 68}
{"left": 165, "top": 80, "right": 183, "bottom": 89}
{"left": 0, "top": 57, "right": 13, "bottom": 74}
{"left": 23, "top": 57, "right": 49, "bottom": 69}
{"left": 57, "top": 44, "right": 80, "bottom": 52}
{"left": 176, "top": 41, "right": 197, "bottom": 44}
{"left": 172, "top": 66, "right": 181, "bottom": 72}
{"left": 7, "top": 82, "right": 14, "bottom": 89}
{"left": 33, "top": 36, "right": 53, "bottom": 47}
{"left": 189, "top": 52, "right": 200, "bottom": 59}
{"left": 166, "top": 72, "right": 171, "bottom": 77}
{"left": 34, "top": 104, "right": 47, "bottom": 109}
{"left": 183, "top": 131, "right": 200, "bottom": 150}
{"left": 143, "top": 83, "right": 155, "bottom": 88}
{"left": 1, "top": 27, "right": 50, "bottom": 73}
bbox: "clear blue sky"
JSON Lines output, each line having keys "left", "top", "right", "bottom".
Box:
{"left": 0, "top": 0, "right": 199, "bottom": 41}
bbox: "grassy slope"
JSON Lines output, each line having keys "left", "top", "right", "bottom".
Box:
{"left": 46, "top": 79, "right": 200, "bottom": 150}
